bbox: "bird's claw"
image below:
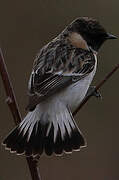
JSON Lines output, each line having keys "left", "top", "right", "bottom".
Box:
{"left": 93, "top": 89, "right": 102, "bottom": 99}
{"left": 86, "top": 86, "right": 102, "bottom": 99}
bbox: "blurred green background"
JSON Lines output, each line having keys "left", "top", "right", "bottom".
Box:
{"left": 0, "top": 0, "right": 119, "bottom": 180}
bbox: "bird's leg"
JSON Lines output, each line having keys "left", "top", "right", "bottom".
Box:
{"left": 86, "top": 86, "right": 102, "bottom": 99}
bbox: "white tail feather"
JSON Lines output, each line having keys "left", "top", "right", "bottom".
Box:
{"left": 3, "top": 102, "right": 86, "bottom": 156}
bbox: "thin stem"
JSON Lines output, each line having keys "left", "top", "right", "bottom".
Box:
{"left": 1, "top": 47, "right": 119, "bottom": 180}
{"left": 0, "top": 49, "right": 41, "bottom": 180}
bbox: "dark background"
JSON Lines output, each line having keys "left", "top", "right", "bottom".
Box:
{"left": 0, "top": 0, "right": 119, "bottom": 180}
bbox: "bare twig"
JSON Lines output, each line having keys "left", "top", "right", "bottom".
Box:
{"left": 73, "top": 63, "right": 119, "bottom": 116}
{"left": 1, "top": 47, "right": 119, "bottom": 180}
{"left": 0, "top": 49, "right": 41, "bottom": 180}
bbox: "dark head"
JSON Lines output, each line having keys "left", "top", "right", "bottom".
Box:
{"left": 67, "top": 17, "right": 117, "bottom": 51}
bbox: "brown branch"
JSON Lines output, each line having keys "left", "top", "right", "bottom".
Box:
{"left": 73, "top": 63, "right": 119, "bottom": 116}
{"left": 0, "top": 49, "right": 41, "bottom": 180}
{"left": 1, "top": 47, "right": 119, "bottom": 180}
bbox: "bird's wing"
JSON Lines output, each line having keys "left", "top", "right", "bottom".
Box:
{"left": 27, "top": 41, "right": 95, "bottom": 110}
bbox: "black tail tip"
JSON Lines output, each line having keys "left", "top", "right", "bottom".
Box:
{"left": 2, "top": 122, "right": 87, "bottom": 157}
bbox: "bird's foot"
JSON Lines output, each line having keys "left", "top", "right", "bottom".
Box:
{"left": 86, "top": 86, "right": 102, "bottom": 99}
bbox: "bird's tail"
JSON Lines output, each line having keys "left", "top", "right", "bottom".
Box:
{"left": 3, "top": 104, "right": 86, "bottom": 156}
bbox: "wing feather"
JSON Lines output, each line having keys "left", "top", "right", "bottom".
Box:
{"left": 27, "top": 39, "right": 95, "bottom": 110}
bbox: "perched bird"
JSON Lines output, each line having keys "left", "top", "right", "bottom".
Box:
{"left": 3, "top": 17, "right": 116, "bottom": 156}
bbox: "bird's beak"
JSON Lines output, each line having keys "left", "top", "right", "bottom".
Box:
{"left": 106, "top": 33, "right": 117, "bottom": 39}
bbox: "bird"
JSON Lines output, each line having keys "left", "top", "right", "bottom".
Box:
{"left": 3, "top": 17, "right": 117, "bottom": 156}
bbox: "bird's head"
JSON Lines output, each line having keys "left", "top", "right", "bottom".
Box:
{"left": 65, "top": 17, "right": 117, "bottom": 52}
